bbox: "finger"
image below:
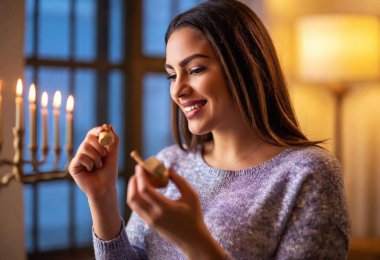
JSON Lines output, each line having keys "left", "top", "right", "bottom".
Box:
{"left": 75, "top": 153, "right": 95, "bottom": 172}
{"left": 127, "top": 174, "right": 153, "bottom": 213}
{"left": 127, "top": 175, "right": 167, "bottom": 227}
{"left": 87, "top": 125, "right": 104, "bottom": 137}
{"left": 169, "top": 168, "right": 197, "bottom": 201}
{"left": 135, "top": 165, "right": 168, "bottom": 205}
{"left": 85, "top": 134, "right": 108, "bottom": 157}
{"left": 81, "top": 143, "right": 103, "bottom": 169}
{"left": 68, "top": 156, "right": 86, "bottom": 175}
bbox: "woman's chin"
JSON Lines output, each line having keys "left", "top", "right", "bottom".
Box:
{"left": 188, "top": 125, "right": 210, "bottom": 136}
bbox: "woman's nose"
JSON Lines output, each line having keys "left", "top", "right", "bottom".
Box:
{"left": 171, "top": 75, "right": 191, "bottom": 99}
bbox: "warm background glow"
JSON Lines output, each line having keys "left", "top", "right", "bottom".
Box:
{"left": 257, "top": 0, "right": 380, "bottom": 245}
{"left": 297, "top": 15, "right": 380, "bottom": 83}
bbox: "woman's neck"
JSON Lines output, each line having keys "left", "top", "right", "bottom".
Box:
{"left": 202, "top": 126, "right": 285, "bottom": 170}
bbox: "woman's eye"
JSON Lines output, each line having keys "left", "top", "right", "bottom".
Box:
{"left": 166, "top": 74, "right": 177, "bottom": 81}
{"left": 189, "top": 67, "right": 205, "bottom": 75}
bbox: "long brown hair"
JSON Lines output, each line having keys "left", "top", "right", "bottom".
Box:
{"left": 165, "top": 0, "right": 322, "bottom": 150}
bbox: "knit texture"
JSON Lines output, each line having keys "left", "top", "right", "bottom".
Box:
{"left": 93, "top": 145, "right": 351, "bottom": 259}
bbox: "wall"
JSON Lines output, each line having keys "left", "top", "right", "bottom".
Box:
{"left": 0, "top": 0, "right": 26, "bottom": 259}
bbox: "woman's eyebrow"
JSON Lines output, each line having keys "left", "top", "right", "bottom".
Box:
{"left": 164, "top": 53, "right": 210, "bottom": 69}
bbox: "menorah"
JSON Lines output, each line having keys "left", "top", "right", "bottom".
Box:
{"left": 0, "top": 79, "right": 74, "bottom": 189}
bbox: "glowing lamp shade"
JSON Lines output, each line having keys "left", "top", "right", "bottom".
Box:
{"left": 297, "top": 15, "right": 380, "bottom": 83}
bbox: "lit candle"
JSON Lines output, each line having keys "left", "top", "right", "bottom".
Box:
{"left": 66, "top": 95, "right": 74, "bottom": 150}
{"left": 0, "top": 80, "right": 3, "bottom": 144}
{"left": 15, "top": 79, "right": 24, "bottom": 130}
{"left": 41, "top": 92, "right": 48, "bottom": 152}
{"left": 53, "top": 91, "right": 61, "bottom": 151}
{"left": 28, "top": 84, "right": 37, "bottom": 148}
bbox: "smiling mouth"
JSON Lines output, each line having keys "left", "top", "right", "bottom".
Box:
{"left": 182, "top": 100, "right": 207, "bottom": 112}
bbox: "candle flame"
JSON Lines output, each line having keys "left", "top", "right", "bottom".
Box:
{"left": 16, "top": 79, "right": 23, "bottom": 97}
{"left": 28, "top": 84, "right": 36, "bottom": 103}
{"left": 41, "top": 92, "right": 48, "bottom": 108}
{"left": 53, "top": 91, "right": 61, "bottom": 108}
{"left": 66, "top": 95, "right": 74, "bottom": 113}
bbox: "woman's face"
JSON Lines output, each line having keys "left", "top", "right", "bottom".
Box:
{"left": 165, "top": 27, "right": 237, "bottom": 135}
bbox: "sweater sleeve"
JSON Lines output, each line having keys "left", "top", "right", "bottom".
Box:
{"left": 93, "top": 220, "right": 144, "bottom": 260}
{"left": 275, "top": 158, "right": 351, "bottom": 259}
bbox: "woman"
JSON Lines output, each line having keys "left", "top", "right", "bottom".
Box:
{"left": 69, "top": 1, "right": 350, "bottom": 259}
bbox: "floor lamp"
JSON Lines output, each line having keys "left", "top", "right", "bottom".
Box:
{"left": 296, "top": 14, "right": 380, "bottom": 163}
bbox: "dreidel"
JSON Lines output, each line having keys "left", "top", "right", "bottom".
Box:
{"left": 98, "top": 124, "right": 115, "bottom": 146}
{"left": 130, "top": 150, "right": 169, "bottom": 188}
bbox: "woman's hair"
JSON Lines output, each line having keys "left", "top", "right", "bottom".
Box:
{"left": 165, "top": 0, "right": 322, "bottom": 150}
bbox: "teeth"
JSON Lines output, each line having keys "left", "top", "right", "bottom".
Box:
{"left": 184, "top": 103, "right": 200, "bottom": 112}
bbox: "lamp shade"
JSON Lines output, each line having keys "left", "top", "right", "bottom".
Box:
{"left": 297, "top": 15, "right": 380, "bottom": 83}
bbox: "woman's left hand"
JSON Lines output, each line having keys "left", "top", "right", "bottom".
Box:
{"left": 126, "top": 165, "right": 222, "bottom": 258}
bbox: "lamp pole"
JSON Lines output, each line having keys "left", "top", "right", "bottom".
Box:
{"left": 331, "top": 83, "right": 348, "bottom": 165}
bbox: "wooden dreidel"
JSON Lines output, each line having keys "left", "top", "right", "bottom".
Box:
{"left": 130, "top": 150, "right": 169, "bottom": 188}
{"left": 98, "top": 124, "right": 115, "bottom": 146}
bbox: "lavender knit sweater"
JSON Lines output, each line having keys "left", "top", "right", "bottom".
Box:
{"left": 93, "top": 145, "right": 351, "bottom": 259}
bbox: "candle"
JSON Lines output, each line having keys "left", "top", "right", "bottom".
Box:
{"left": 53, "top": 91, "right": 61, "bottom": 151}
{"left": 66, "top": 95, "right": 74, "bottom": 150}
{"left": 28, "top": 84, "right": 37, "bottom": 148}
{"left": 0, "top": 80, "right": 3, "bottom": 144}
{"left": 41, "top": 92, "right": 48, "bottom": 152}
{"left": 15, "top": 79, "right": 24, "bottom": 130}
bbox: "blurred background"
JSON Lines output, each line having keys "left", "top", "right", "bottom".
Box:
{"left": 0, "top": 0, "right": 379, "bottom": 259}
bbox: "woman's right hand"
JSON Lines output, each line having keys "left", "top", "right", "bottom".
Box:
{"left": 68, "top": 125, "right": 119, "bottom": 199}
